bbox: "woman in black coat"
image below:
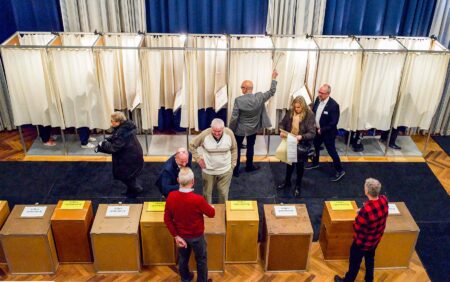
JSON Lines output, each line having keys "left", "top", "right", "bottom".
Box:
{"left": 97, "top": 112, "right": 144, "bottom": 196}
{"left": 277, "top": 96, "right": 316, "bottom": 197}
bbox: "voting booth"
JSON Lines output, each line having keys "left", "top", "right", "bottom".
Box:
{"left": 190, "top": 204, "right": 226, "bottom": 272}
{"left": 263, "top": 204, "right": 313, "bottom": 271}
{"left": 0, "top": 201, "right": 10, "bottom": 264}
{"left": 319, "top": 201, "right": 358, "bottom": 260}
{"left": 225, "top": 200, "right": 259, "bottom": 263}
{"left": 51, "top": 200, "right": 94, "bottom": 263}
{"left": 0, "top": 204, "right": 58, "bottom": 274}
{"left": 140, "top": 202, "right": 176, "bottom": 265}
{"left": 375, "top": 202, "right": 420, "bottom": 268}
{"left": 91, "top": 204, "right": 142, "bottom": 273}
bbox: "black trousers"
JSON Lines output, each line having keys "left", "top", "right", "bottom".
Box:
{"left": 380, "top": 128, "right": 399, "bottom": 145}
{"left": 344, "top": 241, "right": 376, "bottom": 282}
{"left": 38, "top": 126, "right": 90, "bottom": 145}
{"left": 178, "top": 235, "right": 208, "bottom": 282}
{"left": 234, "top": 133, "right": 257, "bottom": 173}
{"left": 285, "top": 154, "right": 306, "bottom": 186}
{"left": 121, "top": 177, "right": 142, "bottom": 192}
{"left": 38, "top": 125, "right": 52, "bottom": 143}
{"left": 312, "top": 132, "right": 343, "bottom": 173}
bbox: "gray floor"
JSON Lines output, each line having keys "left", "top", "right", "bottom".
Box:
{"left": 26, "top": 134, "right": 422, "bottom": 157}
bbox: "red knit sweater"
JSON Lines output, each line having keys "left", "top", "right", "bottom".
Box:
{"left": 164, "top": 190, "right": 215, "bottom": 239}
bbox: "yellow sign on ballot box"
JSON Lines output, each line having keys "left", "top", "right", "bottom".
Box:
{"left": 146, "top": 202, "right": 166, "bottom": 212}
{"left": 230, "top": 201, "right": 254, "bottom": 211}
{"left": 60, "top": 201, "right": 86, "bottom": 210}
{"left": 330, "top": 201, "right": 354, "bottom": 211}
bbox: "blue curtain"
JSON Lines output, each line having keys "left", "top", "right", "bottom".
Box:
{"left": 0, "top": 0, "right": 16, "bottom": 43}
{"left": 10, "top": 0, "right": 63, "bottom": 32}
{"left": 157, "top": 108, "right": 227, "bottom": 132}
{"left": 146, "top": 0, "right": 268, "bottom": 34}
{"left": 323, "top": 0, "right": 436, "bottom": 36}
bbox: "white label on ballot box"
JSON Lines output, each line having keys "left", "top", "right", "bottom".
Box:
{"left": 21, "top": 206, "right": 47, "bottom": 218}
{"left": 388, "top": 203, "right": 400, "bottom": 215}
{"left": 274, "top": 205, "right": 297, "bottom": 217}
{"left": 106, "top": 206, "right": 130, "bottom": 217}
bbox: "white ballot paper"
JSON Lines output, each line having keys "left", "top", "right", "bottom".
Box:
{"left": 274, "top": 205, "right": 297, "bottom": 217}
{"left": 106, "top": 205, "right": 130, "bottom": 217}
{"left": 287, "top": 133, "right": 298, "bottom": 163}
{"left": 388, "top": 203, "right": 400, "bottom": 215}
{"left": 293, "top": 85, "right": 312, "bottom": 105}
{"left": 21, "top": 206, "right": 47, "bottom": 218}
{"left": 173, "top": 88, "right": 184, "bottom": 112}
{"left": 215, "top": 85, "right": 228, "bottom": 112}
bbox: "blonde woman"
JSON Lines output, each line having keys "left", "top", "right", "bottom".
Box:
{"left": 277, "top": 96, "right": 315, "bottom": 197}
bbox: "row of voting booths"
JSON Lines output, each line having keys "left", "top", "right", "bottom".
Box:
{"left": 1, "top": 32, "right": 449, "bottom": 156}
{"left": 0, "top": 199, "right": 419, "bottom": 274}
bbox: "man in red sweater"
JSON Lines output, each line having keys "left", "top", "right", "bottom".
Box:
{"left": 335, "top": 178, "right": 388, "bottom": 282}
{"left": 164, "top": 167, "right": 215, "bottom": 282}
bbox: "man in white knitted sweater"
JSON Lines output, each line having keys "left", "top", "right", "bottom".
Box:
{"left": 189, "top": 118, "right": 238, "bottom": 204}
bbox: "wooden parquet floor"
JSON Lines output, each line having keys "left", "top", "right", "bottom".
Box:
{"left": 0, "top": 243, "right": 430, "bottom": 282}
{"left": 0, "top": 129, "right": 448, "bottom": 281}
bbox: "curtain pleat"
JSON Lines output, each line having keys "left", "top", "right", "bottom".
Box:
{"left": 0, "top": 58, "right": 15, "bottom": 130}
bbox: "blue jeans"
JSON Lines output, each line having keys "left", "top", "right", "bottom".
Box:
{"left": 178, "top": 235, "right": 208, "bottom": 282}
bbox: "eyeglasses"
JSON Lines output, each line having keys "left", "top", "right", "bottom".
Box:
{"left": 318, "top": 91, "right": 329, "bottom": 95}
{"left": 240, "top": 86, "right": 246, "bottom": 89}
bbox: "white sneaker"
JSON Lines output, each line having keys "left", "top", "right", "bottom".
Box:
{"left": 81, "top": 142, "right": 96, "bottom": 149}
{"left": 88, "top": 137, "right": 97, "bottom": 142}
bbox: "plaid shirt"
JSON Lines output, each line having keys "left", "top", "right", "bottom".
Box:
{"left": 353, "top": 195, "right": 389, "bottom": 250}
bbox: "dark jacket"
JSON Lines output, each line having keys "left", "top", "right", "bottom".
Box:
{"left": 279, "top": 109, "right": 316, "bottom": 146}
{"left": 312, "top": 97, "right": 340, "bottom": 137}
{"left": 155, "top": 152, "right": 192, "bottom": 197}
{"left": 97, "top": 120, "right": 143, "bottom": 181}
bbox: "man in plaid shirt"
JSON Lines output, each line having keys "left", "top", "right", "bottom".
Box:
{"left": 335, "top": 178, "right": 389, "bottom": 282}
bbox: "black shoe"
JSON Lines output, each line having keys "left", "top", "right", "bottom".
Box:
{"left": 389, "top": 143, "right": 402, "bottom": 150}
{"left": 122, "top": 186, "right": 144, "bottom": 196}
{"left": 305, "top": 163, "right": 319, "bottom": 170}
{"left": 379, "top": 138, "right": 387, "bottom": 144}
{"left": 334, "top": 275, "right": 344, "bottom": 282}
{"left": 330, "top": 171, "right": 345, "bottom": 182}
{"left": 293, "top": 184, "right": 301, "bottom": 197}
{"left": 245, "top": 165, "right": 261, "bottom": 172}
{"left": 276, "top": 182, "right": 291, "bottom": 190}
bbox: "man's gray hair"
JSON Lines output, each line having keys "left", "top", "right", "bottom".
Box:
{"left": 210, "top": 118, "right": 225, "bottom": 129}
{"left": 365, "top": 178, "right": 382, "bottom": 197}
{"left": 175, "top": 147, "right": 188, "bottom": 158}
{"left": 111, "top": 111, "right": 127, "bottom": 123}
{"left": 323, "top": 84, "right": 331, "bottom": 93}
{"left": 178, "top": 167, "right": 194, "bottom": 186}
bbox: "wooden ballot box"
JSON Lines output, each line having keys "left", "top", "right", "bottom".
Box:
{"left": 263, "top": 204, "right": 313, "bottom": 271}
{"left": 51, "top": 200, "right": 94, "bottom": 263}
{"left": 319, "top": 201, "right": 358, "bottom": 260}
{"left": 189, "top": 204, "right": 226, "bottom": 272}
{"left": 0, "top": 201, "right": 10, "bottom": 264}
{"left": 91, "top": 204, "right": 142, "bottom": 273}
{"left": 225, "top": 200, "right": 259, "bottom": 263}
{"left": 0, "top": 204, "right": 58, "bottom": 274}
{"left": 140, "top": 202, "right": 176, "bottom": 265}
{"left": 375, "top": 202, "right": 420, "bottom": 268}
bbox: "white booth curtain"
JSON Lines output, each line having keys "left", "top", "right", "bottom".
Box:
{"left": 393, "top": 38, "right": 450, "bottom": 129}
{"left": 96, "top": 34, "right": 143, "bottom": 110}
{"left": 140, "top": 35, "right": 185, "bottom": 130}
{"left": 357, "top": 38, "right": 406, "bottom": 131}
{"left": 266, "top": 0, "right": 327, "bottom": 35}
{"left": 314, "top": 37, "right": 362, "bottom": 130}
{"left": 184, "top": 36, "right": 227, "bottom": 130}
{"left": 48, "top": 34, "right": 111, "bottom": 129}
{"left": 1, "top": 34, "right": 65, "bottom": 128}
{"left": 60, "top": 0, "right": 146, "bottom": 33}
{"left": 272, "top": 36, "right": 315, "bottom": 111}
{"left": 229, "top": 37, "right": 274, "bottom": 127}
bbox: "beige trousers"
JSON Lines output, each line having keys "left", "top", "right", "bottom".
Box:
{"left": 202, "top": 167, "right": 233, "bottom": 204}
